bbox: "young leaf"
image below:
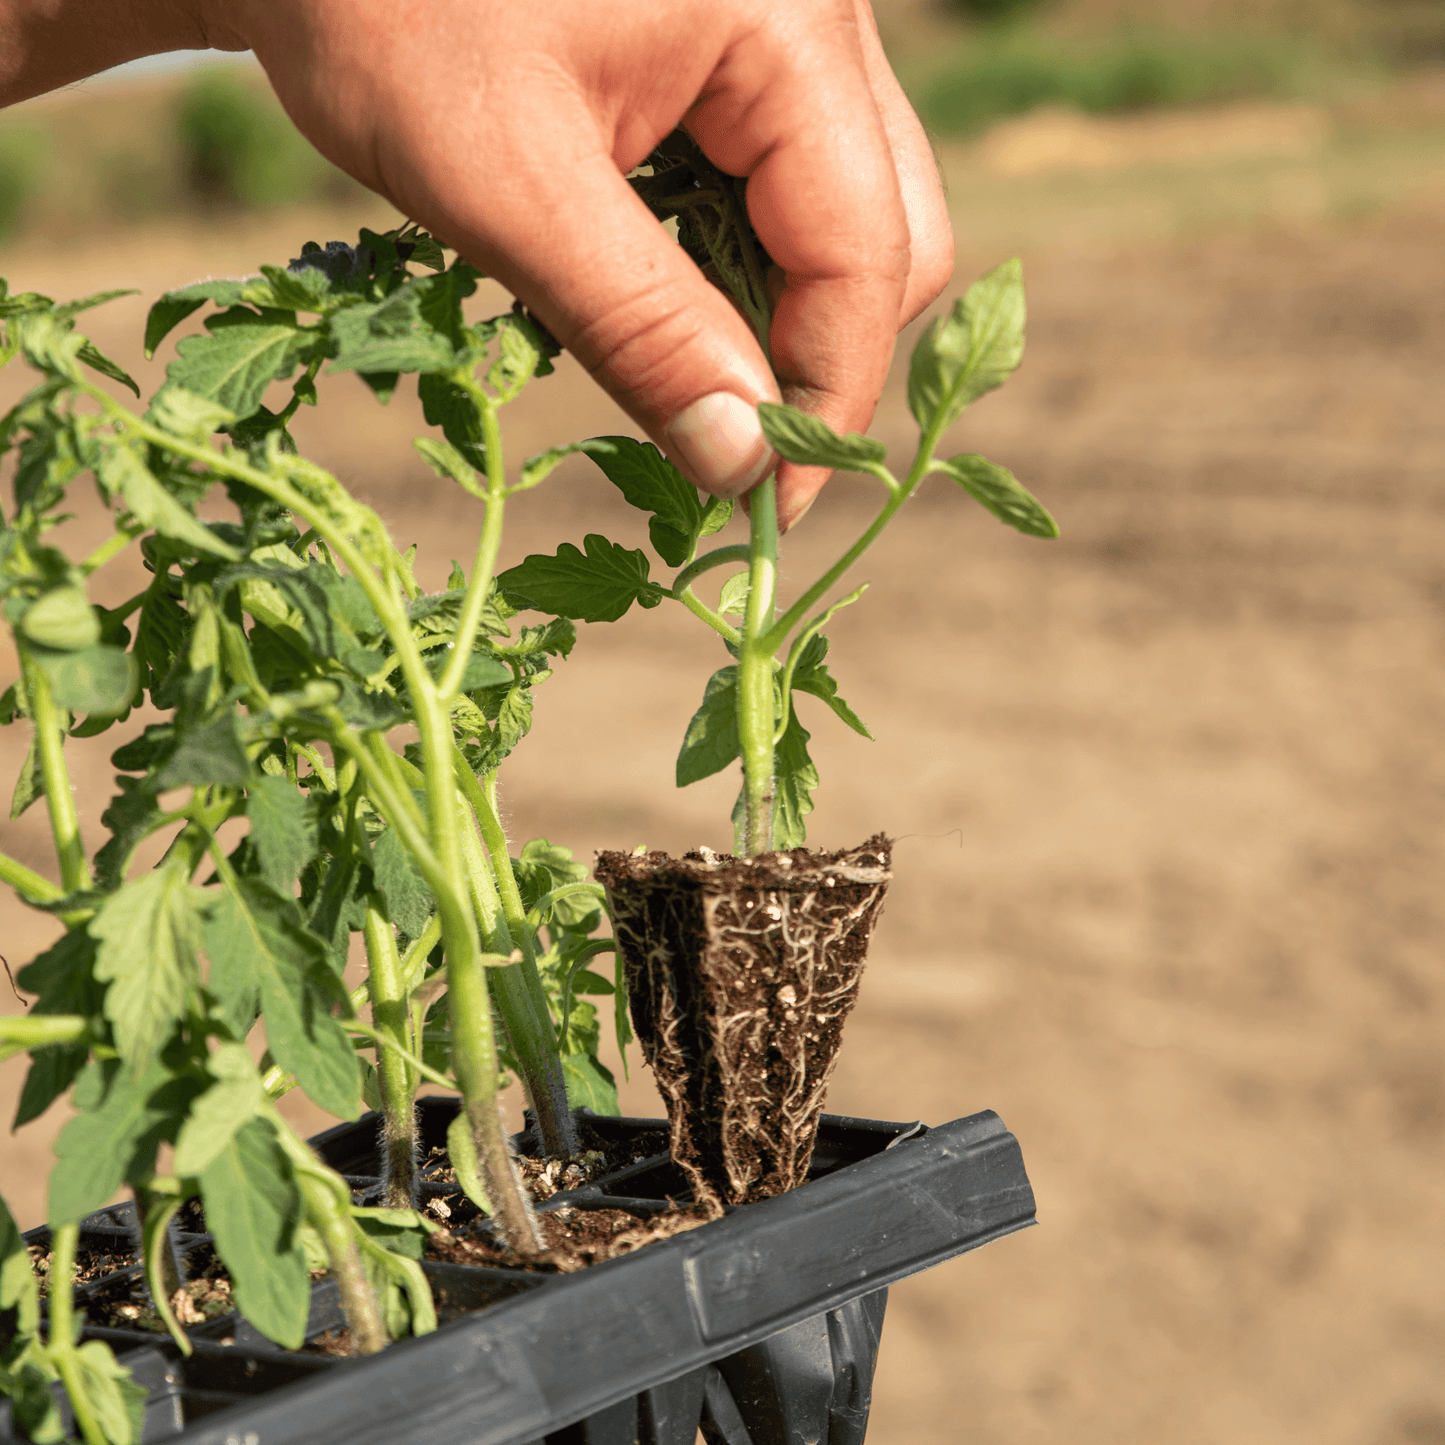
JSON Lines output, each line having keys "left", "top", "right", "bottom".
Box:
{"left": 148, "top": 386, "right": 237, "bottom": 442}
{"left": 497, "top": 535, "right": 660, "bottom": 623}
{"left": 205, "top": 878, "right": 360, "bottom": 1119}
{"left": 198, "top": 1117, "right": 310, "bottom": 1350}
{"left": 771, "top": 711, "right": 818, "bottom": 850}
{"left": 172, "top": 1042, "right": 265, "bottom": 1176}
{"left": 586, "top": 437, "right": 709, "bottom": 566}
{"left": 9, "top": 730, "right": 45, "bottom": 821}
{"left": 698, "top": 494, "right": 734, "bottom": 540}
{"left": 676, "top": 666, "right": 741, "bottom": 786}
{"left": 908, "top": 258, "right": 1025, "bottom": 434}
{"left": 757, "top": 403, "right": 888, "bottom": 472}
{"left": 164, "top": 307, "right": 311, "bottom": 418}
{"left": 90, "top": 861, "right": 203, "bottom": 1071}
{"left": 329, "top": 287, "right": 455, "bottom": 376}
{"left": 73, "top": 1339, "right": 148, "bottom": 1445}
{"left": 75, "top": 339, "right": 140, "bottom": 397}
{"left": 934, "top": 454, "right": 1059, "bottom": 538}
{"left": 515, "top": 438, "right": 614, "bottom": 494}
{"left": 246, "top": 775, "right": 319, "bottom": 892}
{"left": 790, "top": 634, "right": 872, "bottom": 739}
{"left": 153, "top": 712, "right": 252, "bottom": 789}
{"left": 561, "top": 1051, "right": 619, "bottom": 1115}
{"left": 18, "top": 586, "right": 100, "bottom": 650}
{"left": 33, "top": 644, "right": 136, "bottom": 716}
{"left": 414, "top": 436, "right": 482, "bottom": 497}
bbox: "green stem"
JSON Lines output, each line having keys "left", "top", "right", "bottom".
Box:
{"left": 47, "top": 1222, "right": 106, "bottom": 1445}
{"left": 676, "top": 587, "right": 741, "bottom": 645}
{"left": 462, "top": 757, "right": 579, "bottom": 1157}
{"left": 0, "top": 850, "right": 63, "bottom": 904}
{"left": 738, "top": 474, "right": 779, "bottom": 856}
{"left": 297, "top": 1172, "right": 387, "bottom": 1355}
{"left": 19, "top": 647, "right": 89, "bottom": 894}
{"left": 347, "top": 1022, "right": 457, "bottom": 1092}
{"left": 672, "top": 544, "right": 751, "bottom": 597}
{"left": 363, "top": 898, "right": 418, "bottom": 1208}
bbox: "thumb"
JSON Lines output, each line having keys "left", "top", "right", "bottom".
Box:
{"left": 428, "top": 121, "right": 779, "bottom": 499}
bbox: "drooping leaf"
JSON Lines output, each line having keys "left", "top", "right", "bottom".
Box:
{"left": 90, "top": 862, "right": 203, "bottom": 1071}
{"left": 756, "top": 403, "right": 888, "bottom": 472}
{"left": 9, "top": 728, "right": 44, "bottom": 821}
{"left": 772, "top": 710, "right": 818, "bottom": 850}
{"left": 790, "top": 633, "right": 872, "bottom": 739}
{"left": 445, "top": 1111, "right": 490, "bottom": 1215}
{"left": 935, "top": 453, "right": 1059, "bottom": 538}
{"left": 12, "top": 928, "right": 100, "bottom": 1127}
{"left": 246, "top": 775, "right": 318, "bottom": 892}
{"left": 172, "top": 1042, "right": 266, "bottom": 1176}
{"left": 676, "top": 665, "right": 741, "bottom": 786}
{"left": 73, "top": 1339, "right": 148, "bottom": 1445}
{"left": 497, "top": 534, "right": 660, "bottom": 623}
{"left": 97, "top": 445, "right": 240, "bottom": 560}
{"left": 585, "top": 437, "right": 712, "bottom": 566}
{"left": 204, "top": 877, "right": 360, "bottom": 1119}
{"left": 414, "top": 436, "right": 482, "bottom": 496}
{"left": 49, "top": 1059, "right": 200, "bottom": 1226}
{"left": 198, "top": 1117, "right": 310, "bottom": 1350}
{"left": 75, "top": 339, "right": 140, "bottom": 397}
{"left": 144, "top": 279, "right": 251, "bottom": 358}
{"left": 908, "top": 258, "right": 1025, "bottom": 434}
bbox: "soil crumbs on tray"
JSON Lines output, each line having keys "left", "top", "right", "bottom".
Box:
{"left": 427, "top": 1202, "right": 716, "bottom": 1273}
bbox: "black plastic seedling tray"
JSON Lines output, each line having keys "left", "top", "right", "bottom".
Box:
{"left": 7, "top": 1100, "right": 1035, "bottom": 1445}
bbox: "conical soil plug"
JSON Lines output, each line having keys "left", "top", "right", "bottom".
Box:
{"left": 595, "top": 835, "right": 891, "bottom": 1208}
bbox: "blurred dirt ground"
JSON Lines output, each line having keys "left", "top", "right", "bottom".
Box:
{"left": 3, "top": 104, "right": 1445, "bottom": 1445}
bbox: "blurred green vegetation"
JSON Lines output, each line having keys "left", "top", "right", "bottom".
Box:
{"left": 915, "top": 26, "right": 1360, "bottom": 135}
{"left": 0, "top": 65, "right": 365, "bottom": 248}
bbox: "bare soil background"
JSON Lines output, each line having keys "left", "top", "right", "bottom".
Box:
{"left": 2, "top": 104, "right": 1444, "bottom": 1444}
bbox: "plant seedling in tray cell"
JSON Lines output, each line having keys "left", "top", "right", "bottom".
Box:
{"left": 0, "top": 130, "right": 1052, "bottom": 1439}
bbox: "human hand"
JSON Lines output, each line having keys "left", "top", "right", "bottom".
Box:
{"left": 199, "top": 0, "right": 951, "bottom": 528}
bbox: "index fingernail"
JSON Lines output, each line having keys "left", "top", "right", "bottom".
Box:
{"left": 665, "top": 393, "right": 773, "bottom": 498}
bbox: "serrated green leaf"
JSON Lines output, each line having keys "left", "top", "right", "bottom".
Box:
{"left": 908, "top": 258, "right": 1025, "bottom": 434}
{"left": 198, "top": 1117, "right": 309, "bottom": 1350}
{"left": 251, "top": 263, "right": 340, "bottom": 313}
{"left": 561, "top": 1051, "right": 619, "bottom": 1115}
{"left": 165, "top": 307, "right": 310, "bottom": 418}
{"left": 13, "top": 929, "right": 101, "bottom": 1127}
{"left": 153, "top": 712, "right": 252, "bottom": 789}
{"left": 935, "top": 453, "right": 1058, "bottom": 538}
{"left": 35, "top": 644, "right": 136, "bottom": 716}
{"left": 246, "top": 775, "right": 317, "bottom": 892}
{"left": 18, "top": 586, "right": 98, "bottom": 650}
{"left": 676, "top": 666, "right": 740, "bottom": 786}
{"left": 90, "top": 861, "right": 202, "bottom": 1071}
{"left": 372, "top": 829, "right": 434, "bottom": 939}
{"left": 330, "top": 287, "right": 455, "bottom": 376}
{"left": 98, "top": 445, "right": 240, "bottom": 560}
{"left": 74, "top": 1338, "right": 147, "bottom": 1445}
{"left": 497, "top": 534, "right": 658, "bottom": 623}
{"left": 51, "top": 288, "right": 139, "bottom": 324}
{"left": 757, "top": 403, "right": 888, "bottom": 472}
{"left": 698, "top": 494, "right": 734, "bottom": 540}
{"left": 586, "top": 437, "right": 708, "bottom": 567}
{"left": 418, "top": 373, "right": 486, "bottom": 472}
{"left": 144, "top": 279, "right": 251, "bottom": 358}
{"left": 205, "top": 878, "right": 360, "bottom": 1119}
{"left": 75, "top": 339, "right": 139, "bottom": 397}
{"left": 173, "top": 1042, "right": 265, "bottom": 1176}
{"left": 790, "top": 634, "right": 872, "bottom": 739}
{"left": 49, "top": 1058, "right": 198, "bottom": 1226}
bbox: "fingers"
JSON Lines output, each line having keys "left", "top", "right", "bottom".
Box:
{"left": 684, "top": 2, "right": 913, "bottom": 528}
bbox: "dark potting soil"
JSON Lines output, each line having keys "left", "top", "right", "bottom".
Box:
{"left": 595, "top": 835, "right": 892, "bottom": 1208}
